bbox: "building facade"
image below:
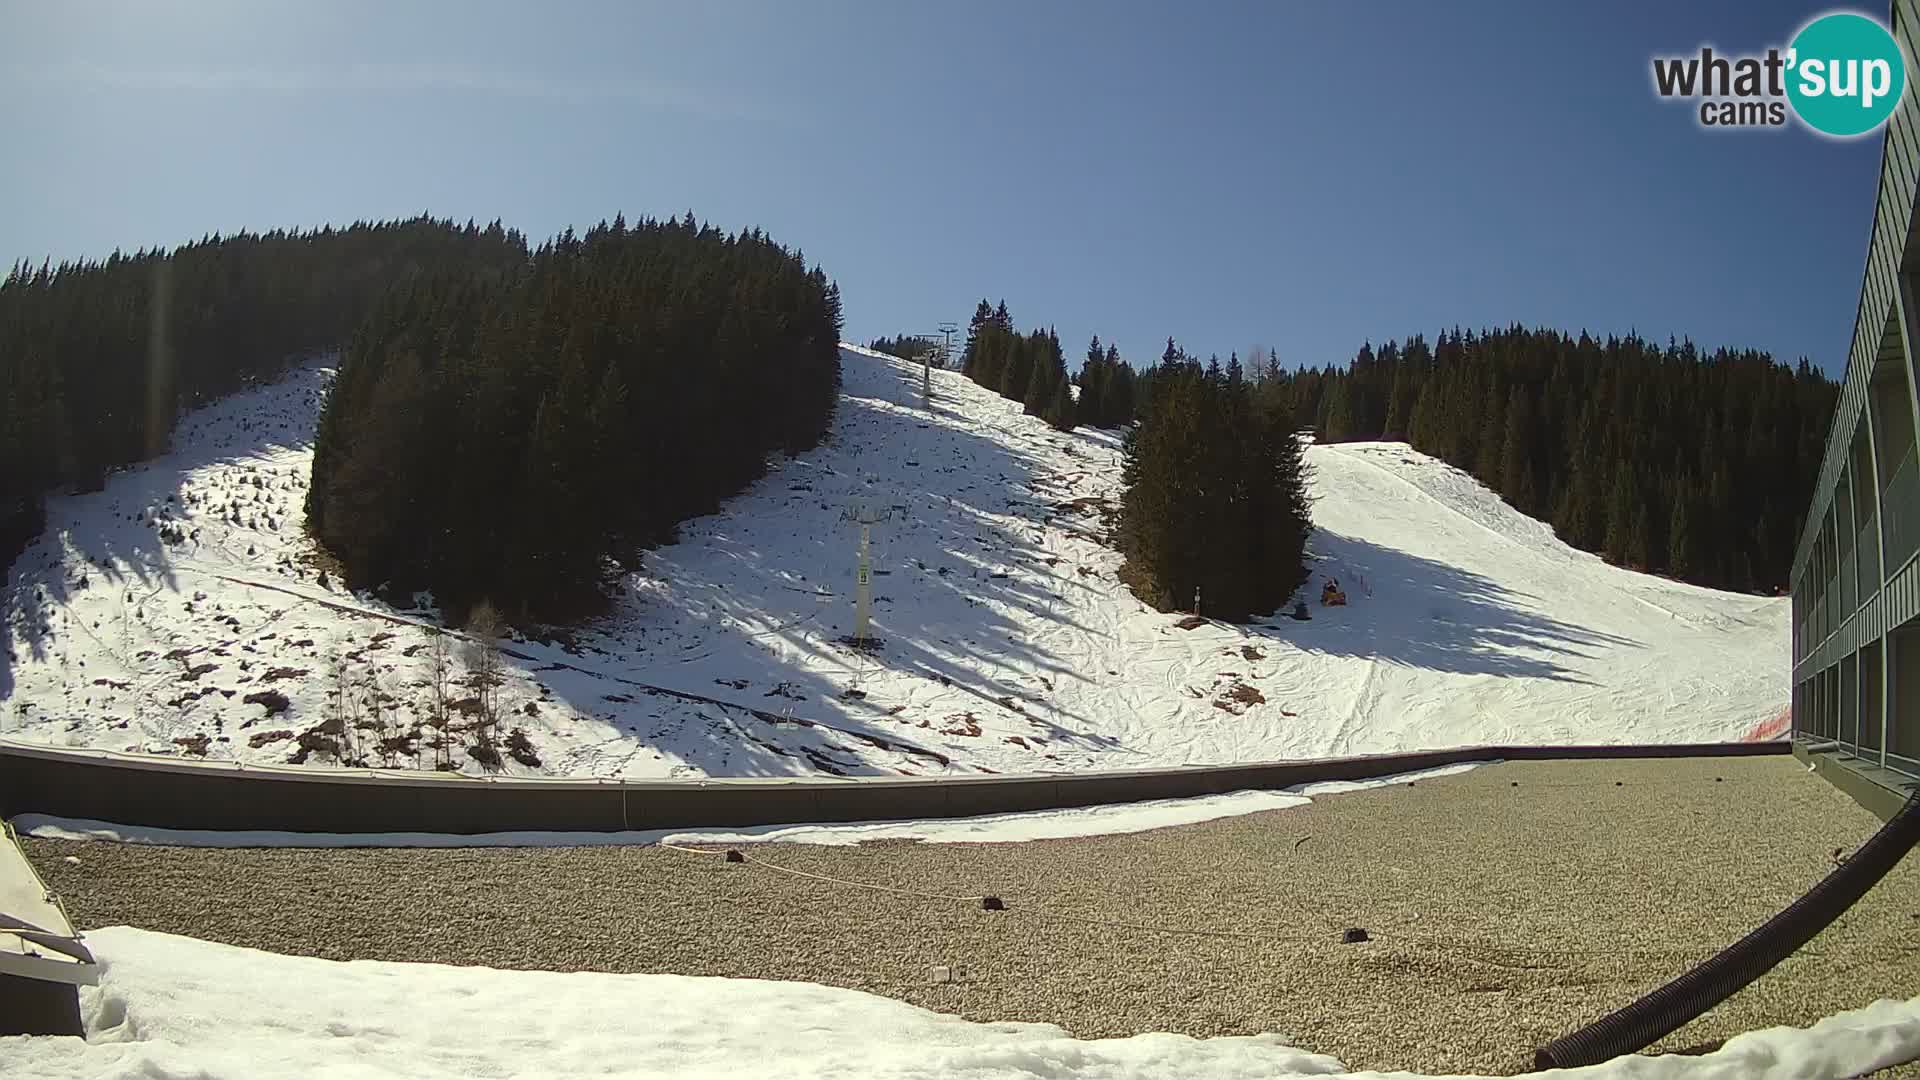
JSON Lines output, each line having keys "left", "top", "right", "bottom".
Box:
{"left": 1791, "top": 0, "right": 1920, "bottom": 801}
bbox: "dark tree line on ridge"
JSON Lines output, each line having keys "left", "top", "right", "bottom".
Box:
{"left": 1120, "top": 341, "right": 1313, "bottom": 621}
{"left": 1253, "top": 327, "right": 1837, "bottom": 591}
{"left": 867, "top": 334, "right": 938, "bottom": 363}
{"left": 1076, "top": 333, "right": 1139, "bottom": 428}
{"left": 0, "top": 218, "right": 528, "bottom": 574}
{"left": 958, "top": 300, "right": 1144, "bottom": 431}
{"left": 308, "top": 214, "right": 843, "bottom": 621}
{"left": 958, "top": 300, "right": 1076, "bottom": 431}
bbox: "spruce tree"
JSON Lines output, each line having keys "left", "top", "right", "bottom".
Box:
{"left": 1603, "top": 464, "right": 1636, "bottom": 564}
{"left": 1023, "top": 333, "right": 1056, "bottom": 416}
{"left": 1383, "top": 364, "right": 1415, "bottom": 440}
{"left": 1119, "top": 353, "right": 1311, "bottom": 621}
{"left": 961, "top": 299, "right": 992, "bottom": 378}
{"left": 303, "top": 213, "right": 841, "bottom": 618}
{"left": 1473, "top": 374, "right": 1506, "bottom": 483}
{"left": 1499, "top": 389, "right": 1536, "bottom": 514}
{"left": 1000, "top": 333, "right": 1032, "bottom": 402}
{"left": 1080, "top": 334, "right": 1107, "bottom": 422}
{"left": 1105, "top": 346, "right": 1134, "bottom": 426}
{"left": 1407, "top": 378, "right": 1439, "bottom": 452}
{"left": 1120, "top": 383, "right": 1187, "bottom": 610}
{"left": 1045, "top": 373, "right": 1076, "bottom": 431}
{"left": 1629, "top": 504, "right": 1652, "bottom": 570}
{"left": 1322, "top": 380, "right": 1354, "bottom": 442}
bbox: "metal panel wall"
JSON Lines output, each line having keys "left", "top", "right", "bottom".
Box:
{"left": 1790, "top": 0, "right": 1920, "bottom": 785}
{"left": 1795, "top": 3, "right": 1920, "bottom": 574}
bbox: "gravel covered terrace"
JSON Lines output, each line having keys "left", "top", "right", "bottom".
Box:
{"left": 23, "top": 755, "right": 1920, "bottom": 1076}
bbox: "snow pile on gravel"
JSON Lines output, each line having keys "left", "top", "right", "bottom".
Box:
{"left": 1, "top": 346, "right": 1787, "bottom": 779}
{"left": 5, "top": 927, "right": 1916, "bottom": 1080}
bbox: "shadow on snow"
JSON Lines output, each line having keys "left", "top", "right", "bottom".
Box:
{"left": 1254, "top": 528, "right": 1642, "bottom": 683}
{"left": 520, "top": 350, "right": 1134, "bottom": 776}
{"left": 3, "top": 362, "right": 332, "bottom": 723}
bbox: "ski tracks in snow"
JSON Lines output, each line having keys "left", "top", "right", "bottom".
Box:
{"left": 3, "top": 348, "right": 1789, "bottom": 777}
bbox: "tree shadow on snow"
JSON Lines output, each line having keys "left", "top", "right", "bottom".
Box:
{"left": 1255, "top": 529, "right": 1643, "bottom": 683}
{"left": 5, "top": 351, "right": 1134, "bottom": 777}
{"left": 2, "top": 362, "right": 330, "bottom": 723}
{"left": 536, "top": 351, "right": 1136, "bottom": 774}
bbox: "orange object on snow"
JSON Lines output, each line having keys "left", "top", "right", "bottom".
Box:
{"left": 1320, "top": 578, "right": 1347, "bottom": 606}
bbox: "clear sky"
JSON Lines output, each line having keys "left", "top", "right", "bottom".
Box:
{"left": 0, "top": 1, "right": 1888, "bottom": 375}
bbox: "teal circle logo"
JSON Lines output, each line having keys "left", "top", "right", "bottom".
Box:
{"left": 1787, "top": 13, "right": 1907, "bottom": 137}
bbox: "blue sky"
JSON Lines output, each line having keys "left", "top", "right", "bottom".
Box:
{"left": 0, "top": 1, "right": 1887, "bottom": 375}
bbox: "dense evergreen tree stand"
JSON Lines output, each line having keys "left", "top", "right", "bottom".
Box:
{"left": 4, "top": 213, "right": 841, "bottom": 628}
{"left": 1252, "top": 327, "right": 1836, "bottom": 592}
{"left": 956, "top": 303, "right": 1140, "bottom": 429}
{"left": 868, "top": 334, "right": 934, "bottom": 362}
{"left": 307, "top": 214, "right": 843, "bottom": 623}
{"left": 958, "top": 300, "right": 1106, "bottom": 430}
{"left": 1, "top": 218, "right": 527, "bottom": 575}
{"left": 1119, "top": 342, "right": 1312, "bottom": 622}
{"left": 1075, "top": 335, "right": 1138, "bottom": 429}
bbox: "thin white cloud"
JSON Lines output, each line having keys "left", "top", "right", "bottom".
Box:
{"left": 15, "top": 60, "right": 750, "bottom": 115}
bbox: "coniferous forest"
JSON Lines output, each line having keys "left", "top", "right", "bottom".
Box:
{"left": 4, "top": 213, "right": 841, "bottom": 624}
{"left": 1251, "top": 327, "right": 1837, "bottom": 592}
{"left": 867, "top": 334, "right": 936, "bottom": 363}
{"left": 4, "top": 213, "right": 1834, "bottom": 634}
{"left": 1120, "top": 341, "right": 1314, "bottom": 621}
{"left": 958, "top": 301, "right": 1079, "bottom": 432}
{"left": 1076, "top": 332, "right": 1139, "bottom": 429}
{"left": 958, "top": 300, "right": 1147, "bottom": 432}
{"left": 0, "top": 218, "right": 528, "bottom": 571}
{"left": 958, "top": 301, "right": 1308, "bottom": 619}
{"left": 307, "top": 214, "right": 843, "bottom": 621}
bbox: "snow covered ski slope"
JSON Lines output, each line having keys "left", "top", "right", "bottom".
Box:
{"left": 0, "top": 346, "right": 1787, "bottom": 778}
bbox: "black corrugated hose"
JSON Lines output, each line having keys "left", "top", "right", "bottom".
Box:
{"left": 1535, "top": 789, "right": 1920, "bottom": 1071}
